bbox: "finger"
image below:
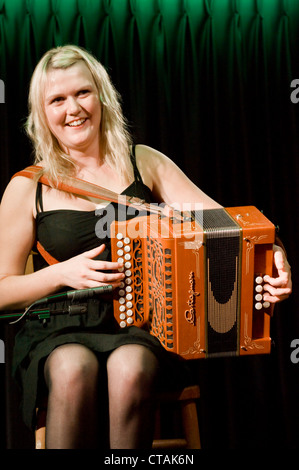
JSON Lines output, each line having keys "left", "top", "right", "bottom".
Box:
{"left": 273, "top": 246, "right": 291, "bottom": 273}
{"left": 273, "top": 249, "right": 289, "bottom": 275}
{"left": 89, "top": 259, "right": 124, "bottom": 272}
{"left": 87, "top": 269, "right": 125, "bottom": 283}
{"left": 82, "top": 279, "right": 124, "bottom": 290}
{"left": 263, "top": 292, "right": 290, "bottom": 304}
{"left": 263, "top": 283, "right": 292, "bottom": 298}
{"left": 263, "top": 248, "right": 291, "bottom": 287}
{"left": 263, "top": 274, "right": 289, "bottom": 288}
{"left": 83, "top": 244, "right": 106, "bottom": 259}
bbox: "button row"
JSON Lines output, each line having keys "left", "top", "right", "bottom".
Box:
{"left": 116, "top": 232, "right": 134, "bottom": 328}
{"left": 254, "top": 275, "right": 270, "bottom": 310}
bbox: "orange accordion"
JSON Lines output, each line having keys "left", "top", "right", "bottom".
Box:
{"left": 111, "top": 206, "right": 275, "bottom": 360}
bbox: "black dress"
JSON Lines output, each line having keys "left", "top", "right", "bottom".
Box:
{"left": 12, "top": 150, "right": 190, "bottom": 430}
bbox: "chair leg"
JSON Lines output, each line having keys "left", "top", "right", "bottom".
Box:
{"left": 35, "top": 410, "right": 46, "bottom": 449}
{"left": 152, "top": 385, "right": 201, "bottom": 449}
{"left": 35, "top": 398, "right": 47, "bottom": 449}
{"left": 181, "top": 399, "right": 201, "bottom": 449}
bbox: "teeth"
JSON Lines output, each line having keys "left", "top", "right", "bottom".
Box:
{"left": 68, "top": 118, "right": 86, "bottom": 127}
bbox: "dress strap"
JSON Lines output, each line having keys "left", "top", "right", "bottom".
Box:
{"left": 129, "top": 145, "right": 143, "bottom": 184}
{"left": 35, "top": 182, "right": 44, "bottom": 213}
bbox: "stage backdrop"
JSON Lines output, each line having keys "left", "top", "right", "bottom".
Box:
{"left": 0, "top": 0, "right": 299, "bottom": 449}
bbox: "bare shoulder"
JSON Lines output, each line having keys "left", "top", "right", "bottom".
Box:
{"left": 134, "top": 144, "right": 175, "bottom": 190}
{"left": 134, "top": 144, "right": 221, "bottom": 208}
{"left": 0, "top": 174, "right": 36, "bottom": 215}
{"left": 135, "top": 144, "right": 172, "bottom": 167}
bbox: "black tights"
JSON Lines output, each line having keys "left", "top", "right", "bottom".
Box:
{"left": 43, "top": 343, "right": 159, "bottom": 449}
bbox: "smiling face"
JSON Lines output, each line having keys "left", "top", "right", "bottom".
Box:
{"left": 43, "top": 61, "right": 102, "bottom": 158}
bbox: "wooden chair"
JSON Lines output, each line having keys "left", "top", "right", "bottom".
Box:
{"left": 35, "top": 384, "right": 201, "bottom": 449}
{"left": 152, "top": 385, "right": 201, "bottom": 449}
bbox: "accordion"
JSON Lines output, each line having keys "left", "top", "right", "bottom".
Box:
{"left": 110, "top": 206, "right": 275, "bottom": 360}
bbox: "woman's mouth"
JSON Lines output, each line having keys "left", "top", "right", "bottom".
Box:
{"left": 66, "top": 118, "right": 87, "bottom": 127}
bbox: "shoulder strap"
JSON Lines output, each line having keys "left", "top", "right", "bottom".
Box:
{"left": 12, "top": 165, "right": 151, "bottom": 210}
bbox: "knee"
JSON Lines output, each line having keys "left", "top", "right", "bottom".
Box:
{"left": 107, "top": 347, "right": 159, "bottom": 404}
{"left": 123, "top": 363, "right": 157, "bottom": 395}
{"left": 44, "top": 344, "right": 99, "bottom": 396}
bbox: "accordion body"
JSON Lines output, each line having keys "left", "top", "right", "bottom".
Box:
{"left": 110, "top": 206, "right": 275, "bottom": 360}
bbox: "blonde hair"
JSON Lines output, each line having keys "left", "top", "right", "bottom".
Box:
{"left": 26, "top": 44, "right": 133, "bottom": 185}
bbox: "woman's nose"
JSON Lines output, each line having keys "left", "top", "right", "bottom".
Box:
{"left": 67, "top": 96, "right": 81, "bottom": 114}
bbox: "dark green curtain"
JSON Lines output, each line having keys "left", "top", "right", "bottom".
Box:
{"left": 0, "top": 0, "right": 299, "bottom": 449}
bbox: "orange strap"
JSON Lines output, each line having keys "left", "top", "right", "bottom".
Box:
{"left": 12, "top": 165, "right": 152, "bottom": 266}
{"left": 12, "top": 165, "right": 146, "bottom": 207}
{"left": 36, "top": 241, "right": 59, "bottom": 265}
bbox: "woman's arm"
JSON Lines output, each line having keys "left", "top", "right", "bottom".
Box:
{"left": 135, "top": 144, "right": 292, "bottom": 304}
{"left": 0, "top": 176, "right": 124, "bottom": 310}
{"left": 0, "top": 176, "right": 60, "bottom": 309}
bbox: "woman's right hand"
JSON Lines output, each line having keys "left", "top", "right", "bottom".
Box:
{"left": 56, "top": 244, "right": 125, "bottom": 290}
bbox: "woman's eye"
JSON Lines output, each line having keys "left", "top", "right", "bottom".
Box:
{"left": 78, "top": 89, "right": 90, "bottom": 96}
{"left": 51, "top": 96, "right": 64, "bottom": 104}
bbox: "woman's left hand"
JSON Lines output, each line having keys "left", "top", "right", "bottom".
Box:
{"left": 263, "top": 245, "right": 292, "bottom": 303}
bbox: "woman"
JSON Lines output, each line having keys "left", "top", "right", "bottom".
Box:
{"left": 0, "top": 45, "right": 292, "bottom": 449}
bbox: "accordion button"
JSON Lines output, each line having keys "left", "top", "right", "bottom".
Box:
{"left": 125, "top": 270, "right": 132, "bottom": 277}
{"left": 119, "top": 305, "right": 126, "bottom": 312}
{"left": 255, "top": 294, "right": 263, "bottom": 301}
{"left": 117, "top": 249, "right": 124, "bottom": 256}
{"left": 116, "top": 233, "right": 123, "bottom": 240}
{"left": 119, "top": 297, "right": 125, "bottom": 304}
{"left": 118, "top": 266, "right": 124, "bottom": 272}
{"left": 255, "top": 276, "right": 263, "bottom": 284}
{"left": 255, "top": 285, "right": 263, "bottom": 293}
{"left": 127, "top": 309, "right": 133, "bottom": 316}
{"left": 116, "top": 241, "right": 123, "bottom": 248}
{"left": 126, "top": 286, "right": 132, "bottom": 292}
{"left": 125, "top": 278, "right": 132, "bottom": 285}
{"left": 124, "top": 237, "right": 130, "bottom": 244}
{"left": 263, "top": 301, "right": 270, "bottom": 308}
{"left": 124, "top": 254, "right": 131, "bottom": 260}
{"left": 126, "top": 301, "right": 133, "bottom": 308}
{"left": 124, "top": 245, "right": 131, "bottom": 252}
{"left": 127, "top": 317, "right": 133, "bottom": 324}
{"left": 126, "top": 293, "right": 133, "bottom": 300}
{"left": 119, "top": 313, "right": 126, "bottom": 320}
{"left": 119, "top": 289, "right": 125, "bottom": 296}
{"left": 120, "top": 321, "right": 126, "bottom": 328}
{"left": 255, "top": 302, "right": 263, "bottom": 310}
{"left": 125, "top": 262, "right": 131, "bottom": 269}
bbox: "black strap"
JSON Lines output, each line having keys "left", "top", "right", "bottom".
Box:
{"left": 35, "top": 182, "right": 44, "bottom": 214}
{"left": 130, "top": 144, "right": 143, "bottom": 184}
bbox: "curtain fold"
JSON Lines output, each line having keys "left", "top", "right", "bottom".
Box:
{"left": 195, "top": 0, "right": 223, "bottom": 197}
{"left": 124, "top": 0, "right": 147, "bottom": 141}
{"left": 173, "top": 2, "right": 200, "bottom": 175}
{"left": 147, "top": 2, "right": 172, "bottom": 153}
